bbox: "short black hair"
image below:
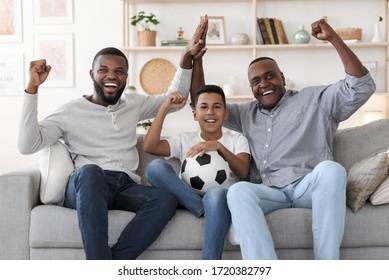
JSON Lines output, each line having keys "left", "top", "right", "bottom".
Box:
{"left": 92, "top": 47, "right": 128, "bottom": 69}
{"left": 249, "top": 56, "right": 275, "bottom": 67}
{"left": 194, "top": 84, "right": 226, "bottom": 107}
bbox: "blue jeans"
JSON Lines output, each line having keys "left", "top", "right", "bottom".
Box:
{"left": 63, "top": 164, "right": 177, "bottom": 260}
{"left": 227, "top": 160, "right": 347, "bottom": 260}
{"left": 146, "top": 159, "right": 231, "bottom": 260}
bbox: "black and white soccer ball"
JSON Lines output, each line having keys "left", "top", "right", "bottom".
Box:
{"left": 181, "top": 150, "right": 231, "bottom": 195}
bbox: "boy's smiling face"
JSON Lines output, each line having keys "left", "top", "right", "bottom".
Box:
{"left": 193, "top": 92, "right": 228, "bottom": 140}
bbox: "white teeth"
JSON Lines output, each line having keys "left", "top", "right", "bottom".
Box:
{"left": 263, "top": 90, "right": 273, "bottom": 96}
{"left": 205, "top": 119, "right": 216, "bottom": 123}
{"left": 104, "top": 83, "right": 117, "bottom": 87}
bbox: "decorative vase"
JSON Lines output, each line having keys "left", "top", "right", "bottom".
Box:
{"left": 231, "top": 33, "right": 249, "bottom": 45}
{"left": 293, "top": 25, "right": 310, "bottom": 44}
{"left": 371, "top": 23, "right": 382, "bottom": 43}
{"left": 137, "top": 30, "right": 156, "bottom": 46}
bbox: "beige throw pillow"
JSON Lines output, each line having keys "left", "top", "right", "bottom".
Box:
{"left": 346, "top": 152, "right": 388, "bottom": 212}
{"left": 370, "top": 176, "right": 389, "bottom": 205}
{"left": 39, "top": 141, "right": 74, "bottom": 205}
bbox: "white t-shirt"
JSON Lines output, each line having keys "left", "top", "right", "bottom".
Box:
{"left": 167, "top": 131, "right": 250, "bottom": 188}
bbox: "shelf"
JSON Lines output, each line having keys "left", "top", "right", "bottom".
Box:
{"left": 123, "top": 0, "right": 389, "bottom": 98}
{"left": 122, "top": 42, "right": 389, "bottom": 52}
{"left": 226, "top": 95, "right": 254, "bottom": 102}
{"left": 123, "top": 0, "right": 253, "bottom": 3}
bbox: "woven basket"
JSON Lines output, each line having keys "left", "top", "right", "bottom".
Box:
{"left": 335, "top": 28, "right": 362, "bottom": 41}
{"left": 140, "top": 58, "right": 176, "bottom": 95}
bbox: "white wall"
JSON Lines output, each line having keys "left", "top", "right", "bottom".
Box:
{"left": 0, "top": 0, "right": 123, "bottom": 174}
{"left": 0, "top": 0, "right": 387, "bottom": 175}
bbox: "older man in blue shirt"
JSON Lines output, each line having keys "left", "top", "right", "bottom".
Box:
{"left": 190, "top": 18, "right": 376, "bottom": 259}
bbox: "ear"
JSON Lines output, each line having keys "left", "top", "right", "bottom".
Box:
{"left": 281, "top": 72, "right": 286, "bottom": 86}
{"left": 224, "top": 108, "right": 229, "bottom": 120}
{"left": 89, "top": 69, "right": 94, "bottom": 80}
{"left": 193, "top": 109, "right": 198, "bottom": 121}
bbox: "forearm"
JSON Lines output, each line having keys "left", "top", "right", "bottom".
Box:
{"left": 18, "top": 93, "right": 42, "bottom": 154}
{"left": 190, "top": 59, "right": 205, "bottom": 105}
{"left": 166, "top": 67, "right": 193, "bottom": 98}
{"left": 217, "top": 144, "right": 249, "bottom": 179}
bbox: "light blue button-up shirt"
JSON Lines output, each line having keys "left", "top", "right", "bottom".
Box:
{"left": 224, "top": 71, "right": 376, "bottom": 187}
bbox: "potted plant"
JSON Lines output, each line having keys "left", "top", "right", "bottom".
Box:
{"left": 131, "top": 11, "right": 160, "bottom": 46}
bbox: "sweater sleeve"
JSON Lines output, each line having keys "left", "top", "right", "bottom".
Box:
{"left": 18, "top": 92, "right": 64, "bottom": 154}
{"left": 139, "top": 66, "right": 193, "bottom": 121}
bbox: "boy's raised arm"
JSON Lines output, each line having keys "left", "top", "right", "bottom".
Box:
{"left": 143, "top": 93, "right": 187, "bottom": 156}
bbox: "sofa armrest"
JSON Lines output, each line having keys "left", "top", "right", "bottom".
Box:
{"left": 0, "top": 165, "right": 41, "bottom": 259}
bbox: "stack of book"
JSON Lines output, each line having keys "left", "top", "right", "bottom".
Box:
{"left": 161, "top": 39, "right": 189, "bottom": 46}
{"left": 257, "top": 18, "right": 288, "bottom": 45}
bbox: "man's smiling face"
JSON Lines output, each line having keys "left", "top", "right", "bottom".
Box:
{"left": 248, "top": 58, "right": 286, "bottom": 111}
{"left": 90, "top": 54, "right": 128, "bottom": 106}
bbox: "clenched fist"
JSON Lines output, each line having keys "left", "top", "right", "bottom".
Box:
{"left": 26, "top": 59, "right": 52, "bottom": 94}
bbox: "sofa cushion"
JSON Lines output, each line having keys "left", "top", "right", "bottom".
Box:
{"left": 346, "top": 152, "right": 388, "bottom": 212}
{"left": 370, "top": 176, "right": 389, "bottom": 205}
{"left": 39, "top": 141, "right": 74, "bottom": 205}
{"left": 334, "top": 119, "right": 389, "bottom": 171}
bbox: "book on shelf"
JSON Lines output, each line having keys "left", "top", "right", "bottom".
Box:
{"left": 257, "top": 18, "right": 271, "bottom": 45}
{"left": 263, "top": 18, "right": 276, "bottom": 44}
{"left": 257, "top": 17, "right": 288, "bottom": 45}
{"left": 274, "top": 18, "right": 288, "bottom": 44}
{"left": 256, "top": 18, "right": 264, "bottom": 45}
{"left": 161, "top": 39, "right": 189, "bottom": 46}
{"left": 269, "top": 18, "right": 279, "bottom": 44}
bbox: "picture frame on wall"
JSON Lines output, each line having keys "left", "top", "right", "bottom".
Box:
{"left": 33, "top": 33, "right": 74, "bottom": 87}
{"left": 0, "top": 0, "right": 22, "bottom": 43}
{"left": 0, "top": 55, "right": 24, "bottom": 95}
{"left": 206, "top": 16, "right": 226, "bottom": 45}
{"left": 33, "top": 0, "right": 73, "bottom": 24}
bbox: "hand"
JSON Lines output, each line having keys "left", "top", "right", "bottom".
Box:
{"left": 180, "top": 15, "right": 208, "bottom": 69}
{"left": 162, "top": 92, "right": 187, "bottom": 111}
{"left": 26, "top": 59, "right": 51, "bottom": 94}
{"left": 311, "top": 19, "right": 338, "bottom": 42}
{"left": 186, "top": 140, "right": 221, "bottom": 158}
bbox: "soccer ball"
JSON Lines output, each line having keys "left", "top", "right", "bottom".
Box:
{"left": 181, "top": 150, "right": 231, "bottom": 195}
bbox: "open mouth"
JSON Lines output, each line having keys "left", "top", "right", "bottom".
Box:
{"left": 205, "top": 119, "right": 216, "bottom": 124}
{"left": 104, "top": 82, "right": 118, "bottom": 93}
{"left": 262, "top": 90, "right": 273, "bottom": 96}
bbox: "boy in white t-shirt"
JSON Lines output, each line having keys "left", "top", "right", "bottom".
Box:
{"left": 144, "top": 84, "right": 250, "bottom": 259}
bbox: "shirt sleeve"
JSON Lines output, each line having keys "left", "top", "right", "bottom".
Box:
{"left": 232, "top": 133, "right": 250, "bottom": 155}
{"left": 139, "top": 66, "right": 193, "bottom": 121}
{"left": 321, "top": 69, "right": 376, "bottom": 122}
{"left": 166, "top": 134, "right": 184, "bottom": 161}
{"left": 18, "top": 92, "right": 64, "bottom": 154}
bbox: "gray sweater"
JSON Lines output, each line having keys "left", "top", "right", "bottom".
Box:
{"left": 18, "top": 67, "right": 192, "bottom": 184}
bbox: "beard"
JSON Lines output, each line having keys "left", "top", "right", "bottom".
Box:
{"left": 93, "top": 80, "right": 125, "bottom": 105}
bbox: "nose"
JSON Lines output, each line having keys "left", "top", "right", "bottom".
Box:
{"left": 207, "top": 107, "right": 215, "bottom": 114}
{"left": 106, "top": 69, "right": 117, "bottom": 79}
{"left": 259, "top": 79, "right": 269, "bottom": 88}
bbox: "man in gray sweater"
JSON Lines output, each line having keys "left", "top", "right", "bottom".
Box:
{"left": 18, "top": 17, "right": 208, "bottom": 260}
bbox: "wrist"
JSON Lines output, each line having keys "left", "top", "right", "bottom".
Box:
{"left": 179, "top": 53, "right": 193, "bottom": 69}
{"left": 25, "top": 85, "right": 38, "bottom": 94}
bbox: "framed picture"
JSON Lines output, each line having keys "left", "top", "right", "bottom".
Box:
{"left": 0, "top": 0, "right": 22, "bottom": 42}
{"left": 33, "top": 0, "right": 73, "bottom": 24}
{"left": 33, "top": 33, "right": 74, "bottom": 87}
{"left": 206, "top": 16, "right": 226, "bottom": 45}
{"left": 0, "top": 55, "right": 24, "bottom": 95}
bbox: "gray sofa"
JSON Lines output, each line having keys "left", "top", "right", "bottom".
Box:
{"left": 1, "top": 119, "right": 389, "bottom": 260}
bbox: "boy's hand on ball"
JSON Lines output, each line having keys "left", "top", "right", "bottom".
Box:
{"left": 186, "top": 140, "right": 222, "bottom": 157}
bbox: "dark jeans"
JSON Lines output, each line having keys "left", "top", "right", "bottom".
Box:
{"left": 64, "top": 164, "right": 177, "bottom": 260}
